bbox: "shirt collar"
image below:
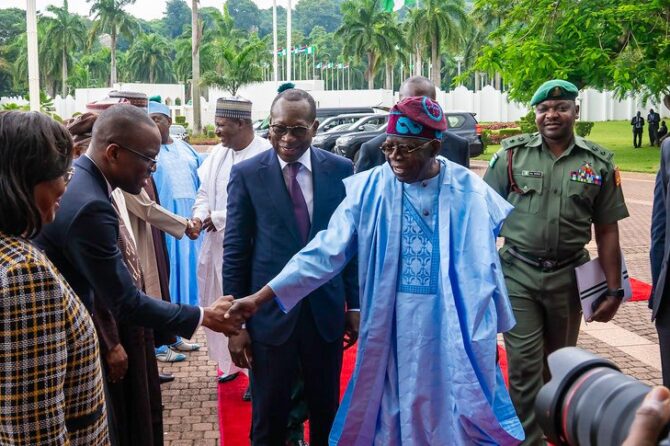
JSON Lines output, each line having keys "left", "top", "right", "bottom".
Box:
{"left": 84, "top": 154, "right": 114, "bottom": 197}
{"left": 277, "top": 147, "right": 312, "bottom": 172}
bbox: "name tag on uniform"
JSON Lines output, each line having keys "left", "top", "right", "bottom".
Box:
{"left": 521, "top": 170, "right": 543, "bottom": 178}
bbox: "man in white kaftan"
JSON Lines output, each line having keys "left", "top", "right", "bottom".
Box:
{"left": 192, "top": 97, "right": 270, "bottom": 377}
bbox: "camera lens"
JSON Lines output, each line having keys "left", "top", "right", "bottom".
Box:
{"left": 536, "top": 347, "right": 650, "bottom": 446}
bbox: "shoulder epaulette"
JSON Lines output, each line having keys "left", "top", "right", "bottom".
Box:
{"left": 501, "top": 133, "right": 533, "bottom": 151}
{"left": 582, "top": 140, "right": 614, "bottom": 162}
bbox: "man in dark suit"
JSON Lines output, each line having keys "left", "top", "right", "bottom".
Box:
{"left": 651, "top": 136, "right": 670, "bottom": 386}
{"left": 355, "top": 76, "right": 470, "bottom": 173}
{"left": 35, "top": 104, "right": 239, "bottom": 341}
{"left": 223, "top": 89, "right": 359, "bottom": 446}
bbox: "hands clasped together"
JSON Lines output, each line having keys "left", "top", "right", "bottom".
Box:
{"left": 200, "top": 294, "right": 259, "bottom": 336}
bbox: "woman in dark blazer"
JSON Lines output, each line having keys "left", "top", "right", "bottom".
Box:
{"left": 0, "top": 111, "right": 109, "bottom": 444}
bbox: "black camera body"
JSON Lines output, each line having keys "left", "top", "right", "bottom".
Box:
{"left": 536, "top": 347, "right": 669, "bottom": 446}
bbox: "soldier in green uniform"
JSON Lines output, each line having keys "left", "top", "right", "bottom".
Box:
{"left": 484, "top": 79, "right": 629, "bottom": 445}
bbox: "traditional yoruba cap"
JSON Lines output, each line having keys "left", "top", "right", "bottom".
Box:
{"left": 148, "top": 101, "right": 171, "bottom": 118}
{"left": 386, "top": 96, "right": 447, "bottom": 140}
{"left": 530, "top": 80, "right": 579, "bottom": 106}
{"left": 86, "top": 97, "right": 129, "bottom": 114}
{"left": 216, "top": 97, "right": 252, "bottom": 119}
{"left": 108, "top": 90, "right": 149, "bottom": 112}
{"left": 67, "top": 112, "right": 97, "bottom": 148}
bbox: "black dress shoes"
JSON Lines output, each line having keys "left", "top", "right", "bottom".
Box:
{"left": 159, "top": 372, "right": 175, "bottom": 384}
{"left": 242, "top": 385, "right": 252, "bottom": 401}
{"left": 217, "top": 372, "right": 240, "bottom": 383}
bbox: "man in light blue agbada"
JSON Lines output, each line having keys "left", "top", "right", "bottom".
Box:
{"left": 149, "top": 101, "right": 203, "bottom": 307}
{"left": 226, "top": 96, "right": 524, "bottom": 445}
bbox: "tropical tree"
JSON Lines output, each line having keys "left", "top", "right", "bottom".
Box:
{"left": 43, "top": 1, "right": 87, "bottom": 96}
{"left": 338, "top": 0, "right": 404, "bottom": 89}
{"left": 87, "top": 0, "right": 138, "bottom": 85}
{"left": 126, "top": 33, "right": 174, "bottom": 83}
{"left": 404, "top": 0, "right": 467, "bottom": 88}
{"left": 201, "top": 36, "right": 268, "bottom": 96}
{"left": 473, "top": 0, "right": 670, "bottom": 102}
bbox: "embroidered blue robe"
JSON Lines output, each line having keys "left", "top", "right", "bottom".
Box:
{"left": 152, "top": 139, "right": 203, "bottom": 306}
{"left": 270, "top": 157, "right": 524, "bottom": 445}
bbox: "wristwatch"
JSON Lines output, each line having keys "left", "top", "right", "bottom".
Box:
{"left": 605, "top": 287, "right": 625, "bottom": 300}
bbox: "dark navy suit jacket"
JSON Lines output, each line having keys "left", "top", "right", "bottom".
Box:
{"left": 223, "top": 147, "right": 359, "bottom": 346}
{"left": 651, "top": 138, "right": 670, "bottom": 320}
{"left": 35, "top": 156, "right": 201, "bottom": 337}
{"left": 355, "top": 131, "right": 471, "bottom": 172}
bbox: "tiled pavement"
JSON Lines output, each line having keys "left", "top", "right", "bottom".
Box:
{"left": 160, "top": 159, "right": 663, "bottom": 445}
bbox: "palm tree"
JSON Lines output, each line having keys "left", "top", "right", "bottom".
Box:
{"left": 126, "top": 34, "right": 174, "bottom": 83}
{"left": 43, "top": 1, "right": 86, "bottom": 96}
{"left": 405, "top": 0, "right": 467, "bottom": 88}
{"left": 201, "top": 37, "right": 268, "bottom": 96}
{"left": 87, "top": 0, "right": 138, "bottom": 85}
{"left": 338, "top": 0, "right": 404, "bottom": 89}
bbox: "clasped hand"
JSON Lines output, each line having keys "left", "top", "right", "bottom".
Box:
{"left": 201, "top": 295, "right": 260, "bottom": 336}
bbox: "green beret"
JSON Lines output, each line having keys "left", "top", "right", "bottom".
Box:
{"left": 530, "top": 79, "right": 578, "bottom": 106}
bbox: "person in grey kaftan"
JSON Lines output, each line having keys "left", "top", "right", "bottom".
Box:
{"left": 226, "top": 96, "right": 524, "bottom": 445}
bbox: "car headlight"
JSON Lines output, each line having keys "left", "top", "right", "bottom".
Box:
{"left": 336, "top": 135, "right": 354, "bottom": 145}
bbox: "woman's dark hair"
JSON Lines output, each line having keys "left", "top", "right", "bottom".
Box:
{"left": 0, "top": 111, "right": 73, "bottom": 237}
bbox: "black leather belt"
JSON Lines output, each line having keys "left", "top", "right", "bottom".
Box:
{"left": 507, "top": 247, "right": 583, "bottom": 271}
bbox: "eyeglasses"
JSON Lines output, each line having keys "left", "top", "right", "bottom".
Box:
{"left": 63, "top": 167, "right": 75, "bottom": 185}
{"left": 380, "top": 140, "right": 433, "bottom": 156}
{"left": 112, "top": 141, "right": 158, "bottom": 167}
{"left": 270, "top": 124, "right": 312, "bottom": 138}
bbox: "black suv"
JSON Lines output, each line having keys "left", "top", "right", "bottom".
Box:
{"left": 312, "top": 114, "right": 389, "bottom": 152}
{"left": 446, "top": 112, "right": 484, "bottom": 157}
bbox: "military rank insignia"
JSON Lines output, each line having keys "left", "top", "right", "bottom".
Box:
{"left": 614, "top": 167, "right": 622, "bottom": 187}
{"left": 570, "top": 162, "right": 602, "bottom": 185}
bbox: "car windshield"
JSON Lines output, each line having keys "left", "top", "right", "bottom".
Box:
{"left": 325, "top": 123, "right": 352, "bottom": 133}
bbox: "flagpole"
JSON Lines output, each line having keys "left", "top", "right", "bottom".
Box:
{"left": 286, "top": 0, "right": 292, "bottom": 81}
{"left": 26, "top": 0, "right": 40, "bottom": 111}
{"left": 273, "top": 0, "right": 278, "bottom": 84}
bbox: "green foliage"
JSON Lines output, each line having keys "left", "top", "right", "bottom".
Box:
{"left": 226, "top": 0, "right": 262, "bottom": 32}
{"left": 126, "top": 33, "right": 175, "bottom": 83}
{"left": 294, "top": 0, "right": 344, "bottom": 34}
{"left": 517, "top": 110, "right": 537, "bottom": 134}
{"left": 175, "top": 115, "right": 187, "bottom": 125}
{"left": 201, "top": 36, "right": 268, "bottom": 96}
{"left": 162, "top": 0, "right": 192, "bottom": 39}
{"left": 575, "top": 121, "right": 595, "bottom": 137}
{"left": 338, "top": 0, "right": 405, "bottom": 89}
{"left": 473, "top": 0, "right": 670, "bottom": 102}
{"left": 175, "top": 98, "right": 182, "bottom": 106}
{"left": 499, "top": 127, "right": 522, "bottom": 137}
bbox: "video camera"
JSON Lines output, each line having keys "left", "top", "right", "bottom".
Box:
{"left": 535, "top": 347, "right": 670, "bottom": 446}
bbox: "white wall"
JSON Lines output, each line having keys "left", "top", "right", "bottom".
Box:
{"left": 8, "top": 82, "right": 669, "bottom": 126}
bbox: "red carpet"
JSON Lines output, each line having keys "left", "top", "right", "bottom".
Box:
{"left": 218, "top": 278, "right": 652, "bottom": 444}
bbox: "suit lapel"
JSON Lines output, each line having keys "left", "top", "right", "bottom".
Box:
{"left": 259, "top": 150, "right": 303, "bottom": 246}
{"left": 310, "top": 148, "right": 333, "bottom": 238}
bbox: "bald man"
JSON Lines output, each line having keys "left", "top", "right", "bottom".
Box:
{"left": 36, "top": 104, "right": 242, "bottom": 339}
{"left": 354, "top": 76, "right": 470, "bottom": 172}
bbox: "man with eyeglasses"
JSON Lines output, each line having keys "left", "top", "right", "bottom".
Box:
{"left": 224, "top": 96, "right": 525, "bottom": 445}
{"left": 222, "top": 88, "right": 359, "bottom": 446}
{"left": 36, "top": 104, "right": 243, "bottom": 367}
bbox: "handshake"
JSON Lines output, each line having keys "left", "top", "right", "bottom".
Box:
{"left": 201, "top": 293, "right": 262, "bottom": 336}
